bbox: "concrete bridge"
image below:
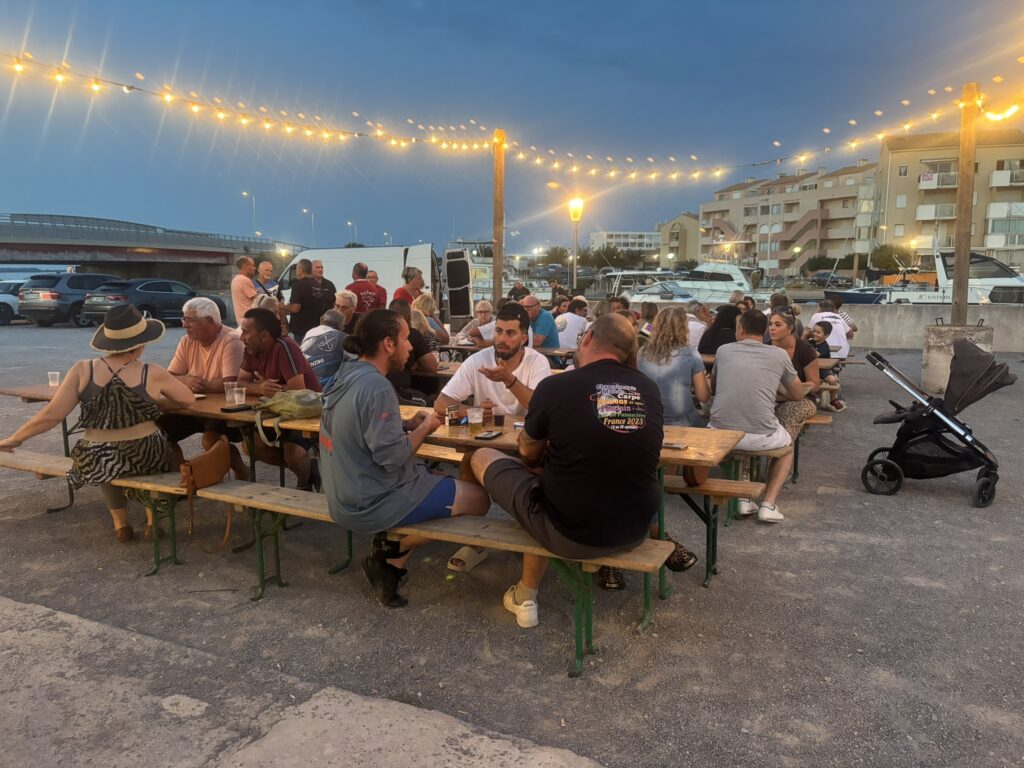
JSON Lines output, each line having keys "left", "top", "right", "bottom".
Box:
{"left": 0, "top": 213, "right": 304, "bottom": 289}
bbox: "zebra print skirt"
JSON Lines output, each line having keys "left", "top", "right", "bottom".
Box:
{"left": 67, "top": 431, "right": 173, "bottom": 490}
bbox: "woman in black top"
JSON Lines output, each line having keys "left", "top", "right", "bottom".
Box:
{"left": 697, "top": 304, "right": 741, "bottom": 356}
{"left": 767, "top": 308, "right": 820, "bottom": 438}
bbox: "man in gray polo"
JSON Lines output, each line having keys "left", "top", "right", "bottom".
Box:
{"left": 710, "top": 310, "right": 810, "bottom": 522}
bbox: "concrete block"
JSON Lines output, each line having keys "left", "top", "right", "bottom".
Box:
{"left": 921, "top": 324, "right": 994, "bottom": 393}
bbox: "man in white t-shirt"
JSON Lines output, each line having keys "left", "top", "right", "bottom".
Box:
{"left": 685, "top": 300, "right": 711, "bottom": 349}
{"left": 555, "top": 299, "right": 589, "bottom": 349}
{"left": 435, "top": 303, "right": 551, "bottom": 418}
{"left": 807, "top": 299, "right": 851, "bottom": 357}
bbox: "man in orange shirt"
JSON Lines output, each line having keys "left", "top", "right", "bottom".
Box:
{"left": 230, "top": 256, "right": 258, "bottom": 327}
{"left": 158, "top": 297, "right": 248, "bottom": 479}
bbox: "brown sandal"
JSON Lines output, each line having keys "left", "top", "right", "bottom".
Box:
{"left": 114, "top": 525, "right": 134, "bottom": 543}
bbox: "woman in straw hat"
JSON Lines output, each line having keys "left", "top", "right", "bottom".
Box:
{"left": 0, "top": 305, "right": 195, "bottom": 542}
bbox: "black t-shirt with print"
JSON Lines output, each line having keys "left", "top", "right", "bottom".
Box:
{"left": 524, "top": 359, "right": 664, "bottom": 547}
{"left": 288, "top": 277, "right": 321, "bottom": 341}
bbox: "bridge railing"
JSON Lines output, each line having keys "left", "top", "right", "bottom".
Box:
{"left": 0, "top": 213, "right": 304, "bottom": 253}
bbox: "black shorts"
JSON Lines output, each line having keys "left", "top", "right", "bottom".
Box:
{"left": 157, "top": 414, "right": 243, "bottom": 444}
{"left": 482, "top": 458, "right": 645, "bottom": 561}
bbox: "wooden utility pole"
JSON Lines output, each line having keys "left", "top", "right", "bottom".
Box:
{"left": 492, "top": 129, "right": 506, "bottom": 303}
{"left": 952, "top": 82, "right": 979, "bottom": 326}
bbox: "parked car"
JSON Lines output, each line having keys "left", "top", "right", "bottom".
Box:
{"left": 18, "top": 272, "right": 119, "bottom": 327}
{"left": 0, "top": 280, "right": 22, "bottom": 326}
{"left": 82, "top": 278, "right": 227, "bottom": 325}
{"left": 810, "top": 271, "right": 853, "bottom": 288}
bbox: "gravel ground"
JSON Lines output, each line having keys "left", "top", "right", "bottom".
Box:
{"left": 1, "top": 323, "right": 1023, "bottom": 767}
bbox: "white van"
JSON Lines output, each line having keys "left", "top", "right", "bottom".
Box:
{"left": 278, "top": 244, "right": 435, "bottom": 304}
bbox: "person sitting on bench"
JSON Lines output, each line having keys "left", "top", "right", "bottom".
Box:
{"left": 709, "top": 310, "right": 812, "bottom": 523}
{"left": 319, "top": 309, "right": 490, "bottom": 608}
{"left": 467, "top": 313, "right": 665, "bottom": 628}
{"left": 158, "top": 297, "right": 249, "bottom": 481}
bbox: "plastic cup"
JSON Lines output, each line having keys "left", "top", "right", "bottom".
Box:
{"left": 467, "top": 407, "right": 483, "bottom": 435}
{"left": 231, "top": 387, "right": 246, "bottom": 405}
{"left": 224, "top": 382, "right": 235, "bottom": 399}
{"left": 493, "top": 414, "right": 506, "bottom": 427}
{"left": 47, "top": 371, "right": 60, "bottom": 387}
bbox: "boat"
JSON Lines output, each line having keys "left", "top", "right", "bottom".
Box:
{"left": 586, "top": 269, "right": 677, "bottom": 300}
{"left": 826, "top": 252, "right": 1024, "bottom": 305}
{"left": 623, "top": 280, "right": 694, "bottom": 303}
{"left": 591, "top": 262, "right": 772, "bottom": 305}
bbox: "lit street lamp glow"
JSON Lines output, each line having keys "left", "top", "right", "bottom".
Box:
{"left": 567, "top": 198, "right": 585, "bottom": 290}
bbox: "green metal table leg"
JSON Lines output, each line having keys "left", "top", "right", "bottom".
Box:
{"left": 328, "top": 530, "right": 354, "bottom": 574}
{"left": 792, "top": 432, "right": 801, "bottom": 483}
{"left": 46, "top": 418, "right": 76, "bottom": 513}
{"left": 582, "top": 570, "right": 595, "bottom": 656}
{"left": 723, "top": 459, "right": 739, "bottom": 526}
{"left": 656, "top": 466, "right": 672, "bottom": 600}
{"left": 126, "top": 490, "right": 182, "bottom": 577}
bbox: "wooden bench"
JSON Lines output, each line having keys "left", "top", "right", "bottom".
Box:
{"left": 792, "top": 413, "right": 834, "bottom": 483}
{"left": 195, "top": 480, "right": 350, "bottom": 600}
{"left": 721, "top": 445, "right": 794, "bottom": 523}
{"left": 662, "top": 475, "right": 765, "bottom": 586}
{"left": 416, "top": 444, "right": 466, "bottom": 466}
{"left": 389, "top": 515, "right": 673, "bottom": 676}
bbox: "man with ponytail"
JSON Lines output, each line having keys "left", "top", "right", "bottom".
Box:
{"left": 319, "top": 309, "right": 490, "bottom": 608}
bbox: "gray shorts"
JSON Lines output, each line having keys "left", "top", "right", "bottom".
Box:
{"left": 482, "top": 458, "right": 645, "bottom": 561}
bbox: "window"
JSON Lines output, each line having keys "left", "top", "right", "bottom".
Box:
{"left": 169, "top": 282, "right": 192, "bottom": 295}
{"left": 743, "top": 206, "right": 757, "bottom": 217}
{"left": 823, "top": 180, "right": 834, "bottom": 188}
{"left": 898, "top": 165, "right": 908, "bottom": 177}
{"left": 760, "top": 205, "right": 770, "bottom": 216}
{"left": 845, "top": 177, "right": 855, "bottom": 186}
{"left": 771, "top": 203, "right": 782, "bottom": 215}
{"left": 894, "top": 224, "right": 905, "bottom": 237}
{"left": 895, "top": 194, "right": 907, "bottom": 209}
{"left": 842, "top": 199, "right": 851, "bottom": 208}
{"left": 731, "top": 191, "right": 741, "bottom": 199}
{"left": 940, "top": 252, "right": 1018, "bottom": 278}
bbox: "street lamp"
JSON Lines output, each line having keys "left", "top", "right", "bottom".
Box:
{"left": 383, "top": 231, "right": 391, "bottom": 246}
{"left": 241, "top": 191, "right": 258, "bottom": 237}
{"left": 568, "top": 198, "right": 584, "bottom": 291}
{"left": 302, "top": 208, "right": 316, "bottom": 247}
{"left": 346, "top": 220, "right": 358, "bottom": 244}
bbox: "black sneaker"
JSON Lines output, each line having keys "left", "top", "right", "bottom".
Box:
{"left": 362, "top": 533, "right": 409, "bottom": 608}
{"left": 664, "top": 532, "right": 698, "bottom": 572}
{"left": 597, "top": 565, "right": 626, "bottom": 590}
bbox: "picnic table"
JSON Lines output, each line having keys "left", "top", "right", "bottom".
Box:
{"left": 700, "top": 353, "right": 864, "bottom": 369}
{"left": 439, "top": 343, "right": 576, "bottom": 361}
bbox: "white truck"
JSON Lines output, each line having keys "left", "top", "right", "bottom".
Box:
{"left": 278, "top": 244, "right": 435, "bottom": 304}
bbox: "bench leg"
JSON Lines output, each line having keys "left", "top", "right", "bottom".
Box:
{"left": 46, "top": 418, "right": 76, "bottom": 513}
{"left": 548, "top": 559, "right": 595, "bottom": 678}
{"left": 46, "top": 479, "right": 75, "bottom": 514}
{"left": 139, "top": 492, "right": 183, "bottom": 577}
{"left": 328, "top": 530, "right": 354, "bottom": 574}
{"left": 722, "top": 459, "right": 739, "bottom": 526}
{"left": 677, "top": 491, "right": 718, "bottom": 588}
{"left": 638, "top": 573, "right": 653, "bottom": 634}
{"left": 250, "top": 509, "right": 288, "bottom": 601}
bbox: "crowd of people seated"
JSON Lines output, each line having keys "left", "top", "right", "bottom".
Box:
{"left": 0, "top": 264, "right": 856, "bottom": 629}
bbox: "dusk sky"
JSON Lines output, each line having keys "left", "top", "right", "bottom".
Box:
{"left": 2, "top": 0, "right": 1023, "bottom": 255}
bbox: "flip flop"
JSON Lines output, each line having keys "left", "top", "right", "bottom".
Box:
{"left": 447, "top": 546, "right": 488, "bottom": 573}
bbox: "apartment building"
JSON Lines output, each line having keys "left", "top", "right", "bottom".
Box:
{"left": 698, "top": 161, "right": 877, "bottom": 275}
{"left": 877, "top": 129, "right": 1024, "bottom": 270}
{"left": 588, "top": 230, "right": 661, "bottom": 253}
{"left": 654, "top": 212, "right": 700, "bottom": 268}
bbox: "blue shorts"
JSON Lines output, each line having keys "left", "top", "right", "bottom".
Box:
{"left": 397, "top": 477, "right": 457, "bottom": 525}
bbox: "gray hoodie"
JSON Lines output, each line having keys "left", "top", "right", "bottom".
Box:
{"left": 319, "top": 360, "right": 442, "bottom": 533}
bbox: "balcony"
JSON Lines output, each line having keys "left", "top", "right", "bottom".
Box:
{"left": 916, "top": 203, "right": 956, "bottom": 221}
{"left": 985, "top": 233, "right": 1024, "bottom": 248}
{"left": 989, "top": 169, "right": 1024, "bottom": 188}
{"left": 918, "top": 172, "right": 958, "bottom": 190}
{"left": 825, "top": 228, "right": 856, "bottom": 240}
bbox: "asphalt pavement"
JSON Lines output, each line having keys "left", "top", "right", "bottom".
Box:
{"left": 0, "top": 323, "right": 1022, "bottom": 767}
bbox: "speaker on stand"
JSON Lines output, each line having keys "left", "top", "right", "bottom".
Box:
{"left": 444, "top": 249, "right": 473, "bottom": 318}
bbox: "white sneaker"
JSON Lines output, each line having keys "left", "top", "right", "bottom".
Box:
{"left": 503, "top": 585, "right": 539, "bottom": 628}
{"left": 737, "top": 499, "right": 759, "bottom": 516}
{"left": 758, "top": 503, "right": 784, "bottom": 523}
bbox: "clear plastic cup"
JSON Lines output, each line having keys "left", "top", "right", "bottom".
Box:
{"left": 467, "top": 407, "right": 483, "bottom": 435}
{"left": 224, "top": 382, "right": 235, "bottom": 399}
{"left": 231, "top": 387, "right": 246, "bottom": 405}
{"left": 47, "top": 371, "right": 60, "bottom": 387}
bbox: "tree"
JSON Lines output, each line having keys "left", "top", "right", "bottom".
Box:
{"left": 621, "top": 249, "right": 645, "bottom": 268}
{"left": 678, "top": 259, "right": 698, "bottom": 272}
{"left": 344, "top": 241, "right": 365, "bottom": 248}
{"left": 869, "top": 244, "right": 913, "bottom": 272}
{"left": 575, "top": 246, "right": 594, "bottom": 267}
{"left": 544, "top": 245, "right": 569, "bottom": 264}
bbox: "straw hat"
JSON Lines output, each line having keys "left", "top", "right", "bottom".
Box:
{"left": 90, "top": 304, "right": 165, "bottom": 353}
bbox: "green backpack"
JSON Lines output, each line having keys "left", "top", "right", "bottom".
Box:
{"left": 254, "top": 389, "right": 323, "bottom": 447}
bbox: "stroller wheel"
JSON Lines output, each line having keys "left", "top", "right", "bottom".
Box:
{"left": 861, "top": 459, "right": 903, "bottom": 496}
{"left": 972, "top": 477, "right": 997, "bottom": 508}
{"left": 977, "top": 467, "right": 999, "bottom": 483}
{"left": 868, "top": 447, "right": 890, "bottom": 463}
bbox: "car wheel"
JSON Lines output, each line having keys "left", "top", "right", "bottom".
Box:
{"left": 137, "top": 306, "right": 156, "bottom": 320}
{"left": 70, "top": 303, "right": 93, "bottom": 328}
{"left": 0, "top": 305, "right": 12, "bottom": 327}
{"left": 34, "top": 319, "right": 55, "bottom": 327}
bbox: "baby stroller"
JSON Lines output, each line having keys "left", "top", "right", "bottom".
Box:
{"left": 862, "top": 340, "right": 1016, "bottom": 507}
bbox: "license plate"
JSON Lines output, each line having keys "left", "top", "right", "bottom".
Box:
{"left": 87, "top": 296, "right": 105, "bottom": 303}
{"left": 25, "top": 292, "right": 39, "bottom": 300}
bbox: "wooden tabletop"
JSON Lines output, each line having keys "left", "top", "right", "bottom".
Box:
{"left": 700, "top": 354, "right": 862, "bottom": 368}
{"left": 0, "top": 384, "right": 60, "bottom": 403}
{"left": 0, "top": 385, "right": 743, "bottom": 467}
{"left": 439, "top": 344, "right": 575, "bottom": 359}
